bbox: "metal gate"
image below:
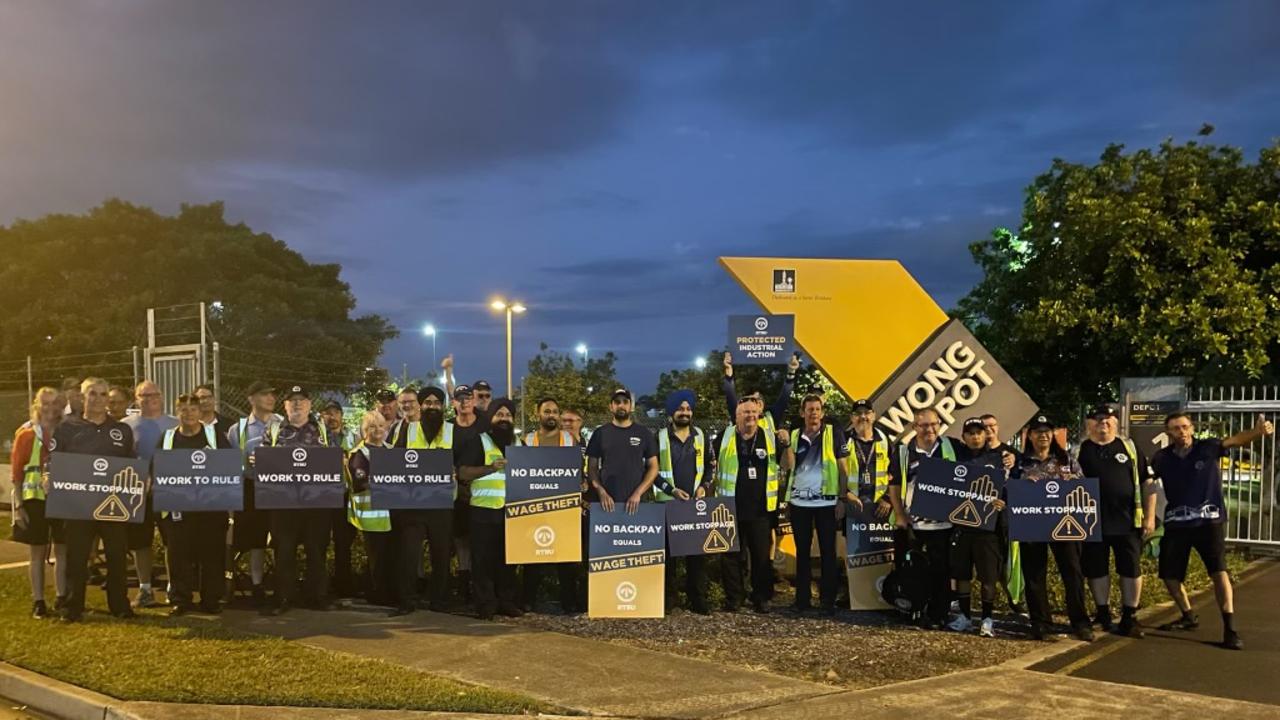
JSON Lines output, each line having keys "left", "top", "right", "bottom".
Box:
{"left": 147, "top": 350, "right": 201, "bottom": 414}
{"left": 1185, "top": 386, "right": 1280, "bottom": 549}
{"left": 144, "top": 304, "right": 209, "bottom": 413}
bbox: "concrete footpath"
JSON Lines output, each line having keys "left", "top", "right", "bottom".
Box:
{"left": 1031, "top": 559, "right": 1280, "bottom": 706}
{"left": 221, "top": 607, "right": 836, "bottom": 718}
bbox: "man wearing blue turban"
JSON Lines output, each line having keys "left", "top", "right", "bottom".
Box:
{"left": 653, "top": 389, "right": 711, "bottom": 614}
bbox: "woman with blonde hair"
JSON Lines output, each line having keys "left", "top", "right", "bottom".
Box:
{"left": 10, "top": 387, "right": 68, "bottom": 618}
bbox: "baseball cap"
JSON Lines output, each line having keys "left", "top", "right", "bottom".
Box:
{"left": 283, "top": 385, "right": 310, "bottom": 400}
{"left": 1027, "top": 414, "right": 1054, "bottom": 431}
{"left": 374, "top": 389, "right": 396, "bottom": 403}
{"left": 245, "top": 381, "right": 277, "bottom": 397}
{"left": 1086, "top": 404, "right": 1117, "bottom": 420}
{"left": 452, "top": 384, "right": 473, "bottom": 399}
{"left": 321, "top": 400, "right": 343, "bottom": 413}
{"left": 472, "top": 380, "right": 492, "bottom": 393}
{"left": 850, "top": 398, "right": 874, "bottom": 413}
{"left": 611, "top": 387, "right": 633, "bottom": 401}
{"left": 961, "top": 417, "right": 986, "bottom": 433}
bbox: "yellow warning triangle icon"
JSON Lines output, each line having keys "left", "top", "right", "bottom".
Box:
{"left": 93, "top": 494, "right": 130, "bottom": 522}
{"left": 949, "top": 500, "right": 982, "bottom": 527}
{"left": 703, "top": 529, "right": 731, "bottom": 554}
{"left": 1052, "top": 514, "right": 1087, "bottom": 541}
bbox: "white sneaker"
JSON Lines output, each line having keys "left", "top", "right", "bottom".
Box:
{"left": 947, "top": 615, "right": 974, "bottom": 632}
{"left": 979, "top": 617, "right": 995, "bottom": 637}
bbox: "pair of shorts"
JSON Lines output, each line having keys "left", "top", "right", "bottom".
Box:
{"left": 1159, "top": 523, "right": 1227, "bottom": 580}
{"left": 11, "top": 500, "right": 66, "bottom": 545}
{"left": 231, "top": 480, "right": 270, "bottom": 551}
{"left": 950, "top": 529, "right": 1001, "bottom": 584}
{"left": 126, "top": 498, "right": 157, "bottom": 550}
{"left": 1082, "top": 530, "right": 1142, "bottom": 579}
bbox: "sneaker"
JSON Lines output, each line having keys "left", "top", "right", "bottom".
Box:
{"left": 1095, "top": 611, "right": 1114, "bottom": 632}
{"left": 32, "top": 600, "right": 48, "bottom": 619}
{"left": 979, "top": 617, "right": 995, "bottom": 637}
{"left": 169, "top": 604, "right": 189, "bottom": 617}
{"left": 53, "top": 595, "right": 67, "bottom": 612}
{"left": 1010, "top": 602, "right": 1030, "bottom": 620}
{"left": 133, "top": 588, "right": 157, "bottom": 609}
{"left": 1117, "top": 615, "right": 1145, "bottom": 639}
{"left": 112, "top": 609, "right": 137, "bottom": 620}
{"left": 1073, "top": 623, "right": 1095, "bottom": 642}
{"left": 1159, "top": 613, "right": 1200, "bottom": 631}
{"left": 947, "top": 615, "right": 974, "bottom": 633}
{"left": 1223, "top": 630, "right": 1244, "bottom": 651}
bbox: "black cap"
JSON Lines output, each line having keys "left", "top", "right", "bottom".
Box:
{"left": 1086, "top": 404, "right": 1117, "bottom": 420}
{"left": 453, "top": 384, "right": 473, "bottom": 399}
{"left": 420, "top": 386, "right": 446, "bottom": 403}
{"left": 1027, "top": 414, "right": 1054, "bottom": 431}
{"left": 321, "top": 400, "right": 343, "bottom": 413}
{"left": 283, "top": 385, "right": 310, "bottom": 400}
{"left": 472, "top": 380, "right": 492, "bottom": 392}
{"left": 245, "top": 381, "right": 277, "bottom": 397}
{"left": 374, "top": 389, "right": 396, "bottom": 403}
{"left": 850, "top": 398, "right": 873, "bottom": 413}
{"left": 611, "top": 387, "right": 633, "bottom": 401}
{"left": 961, "top": 417, "right": 986, "bottom": 433}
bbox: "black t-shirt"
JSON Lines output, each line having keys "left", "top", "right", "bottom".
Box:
{"left": 1078, "top": 438, "right": 1149, "bottom": 535}
{"left": 53, "top": 416, "right": 135, "bottom": 458}
{"left": 713, "top": 428, "right": 777, "bottom": 517}
{"left": 586, "top": 423, "right": 657, "bottom": 502}
{"left": 452, "top": 415, "right": 489, "bottom": 463}
{"left": 1151, "top": 438, "right": 1228, "bottom": 527}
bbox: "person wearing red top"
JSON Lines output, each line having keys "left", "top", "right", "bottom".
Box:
{"left": 10, "top": 387, "right": 69, "bottom": 618}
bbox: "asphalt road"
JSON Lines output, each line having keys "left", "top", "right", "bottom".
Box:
{"left": 1032, "top": 559, "right": 1280, "bottom": 706}
{"left": 0, "top": 697, "right": 50, "bottom": 720}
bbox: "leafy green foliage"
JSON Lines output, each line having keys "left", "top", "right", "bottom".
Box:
{"left": 521, "top": 343, "right": 622, "bottom": 424}
{"left": 956, "top": 136, "right": 1280, "bottom": 420}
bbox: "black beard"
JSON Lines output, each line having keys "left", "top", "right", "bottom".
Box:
{"left": 672, "top": 415, "right": 691, "bottom": 427}
{"left": 613, "top": 409, "right": 630, "bottom": 421}
{"left": 541, "top": 417, "right": 559, "bottom": 431}
{"left": 491, "top": 421, "right": 515, "bottom": 447}
{"left": 423, "top": 409, "right": 444, "bottom": 440}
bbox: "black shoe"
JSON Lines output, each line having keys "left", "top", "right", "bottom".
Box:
{"left": 388, "top": 606, "right": 414, "bottom": 617}
{"left": 1223, "top": 630, "right": 1244, "bottom": 651}
{"left": 820, "top": 604, "right": 837, "bottom": 617}
{"left": 169, "top": 604, "right": 189, "bottom": 617}
{"left": 1095, "top": 611, "right": 1114, "bottom": 632}
{"left": 1030, "top": 623, "right": 1048, "bottom": 641}
{"left": 691, "top": 605, "right": 711, "bottom": 616}
{"left": 1117, "top": 616, "right": 1144, "bottom": 639}
{"left": 722, "top": 602, "right": 741, "bottom": 613}
{"left": 113, "top": 609, "right": 137, "bottom": 620}
{"left": 1072, "top": 623, "right": 1095, "bottom": 642}
{"left": 53, "top": 595, "right": 67, "bottom": 612}
{"left": 32, "top": 600, "right": 48, "bottom": 619}
{"left": 790, "top": 602, "right": 814, "bottom": 614}
{"left": 60, "top": 611, "right": 82, "bottom": 624}
{"left": 752, "top": 600, "right": 771, "bottom": 614}
{"left": 476, "top": 607, "right": 496, "bottom": 621}
{"left": 1159, "top": 613, "right": 1200, "bottom": 631}
{"left": 497, "top": 603, "right": 525, "bottom": 618}
{"left": 251, "top": 585, "right": 267, "bottom": 608}
{"left": 198, "top": 603, "right": 222, "bottom": 615}
{"left": 1010, "top": 602, "right": 1029, "bottom": 618}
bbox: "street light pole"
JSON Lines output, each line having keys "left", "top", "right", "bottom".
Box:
{"left": 505, "top": 308, "right": 513, "bottom": 397}
{"left": 423, "top": 324, "right": 437, "bottom": 369}
{"left": 491, "top": 299, "right": 527, "bottom": 397}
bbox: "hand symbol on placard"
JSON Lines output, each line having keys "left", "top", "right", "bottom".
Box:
{"left": 971, "top": 475, "right": 999, "bottom": 525}
{"left": 1067, "top": 485, "right": 1098, "bottom": 537}
{"left": 115, "top": 465, "right": 145, "bottom": 519}
{"left": 712, "top": 502, "right": 737, "bottom": 548}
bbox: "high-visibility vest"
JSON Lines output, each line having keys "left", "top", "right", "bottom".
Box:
{"left": 1120, "top": 437, "right": 1143, "bottom": 528}
{"left": 898, "top": 436, "right": 958, "bottom": 496}
{"left": 162, "top": 424, "right": 218, "bottom": 450}
{"left": 786, "top": 426, "right": 840, "bottom": 501}
{"left": 847, "top": 431, "right": 893, "bottom": 501}
{"left": 525, "top": 429, "right": 574, "bottom": 446}
{"left": 470, "top": 433, "right": 523, "bottom": 509}
{"left": 236, "top": 415, "right": 281, "bottom": 462}
{"left": 403, "top": 422, "right": 455, "bottom": 450}
{"left": 390, "top": 420, "right": 423, "bottom": 448}
{"left": 19, "top": 427, "right": 47, "bottom": 502}
{"left": 347, "top": 442, "right": 392, "bottom": 532}
{"left": 654, "top": 426, "right": 705, "bottom": 502}
{"left": 717, "top": 425, "right": 779, "bottom": 512}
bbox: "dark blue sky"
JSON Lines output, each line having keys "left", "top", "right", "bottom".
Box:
{"left": 2, "top": 2, "right": 1277, "bottom": 392}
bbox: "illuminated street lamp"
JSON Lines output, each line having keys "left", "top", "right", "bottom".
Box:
{"left": 422, "top": 324, "right": 437, "bottom": 368}
{"left": 695, "top": 356, "right": 708, "bottom": 369}
{"left": 490, "top": 299, "right": 527, "bottom": 396}
{"left": 576, "top": 343, "right": 589, "bottom": 365}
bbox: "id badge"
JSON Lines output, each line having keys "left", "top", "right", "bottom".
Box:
{"left": 747, "top": 466, "right": 758, "bottom": 480}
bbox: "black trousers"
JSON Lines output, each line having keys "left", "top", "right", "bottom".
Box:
{"left": 65, "top": 520, "right": 129, "bottom": 616}
{"left": 470, "top": 506, "right": 517, "bottom": 615}
{"left": 270, "top": 509, "right": 331, "bottom": 606}
{"left": 1022, "top": 541, "right": 1089, "bottom": 627}
{"left": 665, "top": 554, "right": 708, "bottom": 611}
{"left": 900, "top": 527, "right": 952, "bottom": 622}
{"left": 362, "top": 529, "right": 398, "bottom": 607}
{"left": 331, "top": 508, "right": 357, "bottom": 597}
{"left": 722, "top": 513, "right": 774, "bottom": 607}
{"left": 392, "top": 509, "right": 454, "bottom": 610}
{"left": 789, "top": 504, "right": 839, "bottom": 609}
{"left": 162, "top": 513, "right": 228, "bottom": 608}
{"left": 522, "top": 562, "right": 583, "bottom": 611}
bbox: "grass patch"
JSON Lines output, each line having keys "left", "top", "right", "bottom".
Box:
{"left": 0, "top": 571, "right": 551, "bottom": 714}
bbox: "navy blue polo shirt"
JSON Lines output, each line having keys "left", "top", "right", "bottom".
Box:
{"left": 1151, "top": 438, "right": 1229, "bottom": 527}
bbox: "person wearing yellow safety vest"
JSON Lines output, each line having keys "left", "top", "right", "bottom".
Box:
{"left": 261, "top": 385, "right": 332, "bottom": 615}
{"left": 457, "top": 398, "right": 524, "bottom": 620}
{"left": 10, "top": 387, "right": 68, "bottom": 619}
{"left": 653, "top": 389, "right": 711, "bottom": 615}
{"left": 898, "top": 407, "right": 962, "bottom": 629}
{"left": 389, "top": 386, "right": 457, "bottom": 617}
{"left": 845, "top": 399, "right": 905, "bottom": 525}
{"left": 1077, "top": 404, "right": 1155, "bottom": 639}
{"left": 347, "top": 411, "right": 396, "bottom": 608}
{"left": 715, "top": 401, "right": 791, "bottom": 614}
{"left": 389, "top": 387, "right": 423, "bottom": 448}
{"left": 320, "top": 399, "right": 359, "bottom": 601}
{"left": 226, "top": 380, "right": 281, "bottom": 608}
{"left": 521, "top": 397, "right": 586, "bottom": 613}
{"left": 156, "top": 393, "right": 233, "bottom": 616}
{"left": 783, "top": 395, "right": 851, "bottom": 615}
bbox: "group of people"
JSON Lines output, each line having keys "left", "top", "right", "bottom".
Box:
{"left": 10, "top": 352, "right": 1269, "bottom": 650}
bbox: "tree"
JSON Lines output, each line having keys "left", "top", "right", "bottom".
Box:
{"left": 956, "top": 135, "right": 1280, "bottom": 420}
{"left": 521, "top": 343, "right": 621, "bottom": 425}
{"left": 0, "top": 199, "right": 397, "bottom": 396}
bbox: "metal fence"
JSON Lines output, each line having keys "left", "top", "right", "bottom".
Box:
{"left": 1185, "top": 385, "right": 1280, "bottom": 549}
